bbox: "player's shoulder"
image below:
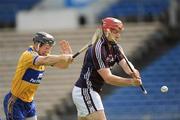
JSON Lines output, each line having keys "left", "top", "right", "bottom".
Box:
{"left": 21, "top": 46, "right": 38, "bottom": 58}
{"left": 92, "top": 40, "right": 107, "bottom": 59}
{"left": 94, "top": 38, "right": 106, "bottom": 48}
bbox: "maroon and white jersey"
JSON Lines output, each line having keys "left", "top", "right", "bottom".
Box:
{"left": 75, "top": 34, "right": 123, "bottom": 92}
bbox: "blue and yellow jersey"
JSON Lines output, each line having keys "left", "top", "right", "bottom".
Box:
{"left": 11, "top": 46, "right": 45, "bottom": 102}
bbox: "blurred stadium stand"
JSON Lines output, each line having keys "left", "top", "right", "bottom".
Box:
{"left": 98, "top": 0, "right": 170, "bottom": 22}
{"left": 0, "top": 0, "right": 41, "bottom": 28}
{"left": 0, "top": 0, "right": 180, "bottom": 120}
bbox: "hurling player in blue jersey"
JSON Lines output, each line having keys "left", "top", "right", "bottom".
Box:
{"left": 3, "top": 32, "right": 72, "bottom": 120}
{"left": 72, "top": 17, "right": 142, "bottom": 120}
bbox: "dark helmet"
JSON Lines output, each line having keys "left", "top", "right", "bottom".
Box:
{"left": 33, "top": 32, "right": 55, "bottom": 46}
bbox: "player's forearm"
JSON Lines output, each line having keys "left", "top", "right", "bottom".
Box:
{"left": 122, "top": 65, "right": 133, "bottom": 75}
{"left": 119, "top": 59, "right": 134, "bottom": 75}
{"left": 45, "top": 55, "right": 69, "bottom": 66}
{"left": 52, "top": 60, "right": 71, "bottom": 69}
{"left": 105, "top": 74, "right": 134, "bottom": 86}
{"left": 98, "top": 68, "right": 140, "bottom": 86}
{"left": 36, "top": 54, "right": 72, "bottom": 66}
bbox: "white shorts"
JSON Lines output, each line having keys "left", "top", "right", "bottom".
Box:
{"left": 72, "top": 86, "right": 104, "bottom": 117}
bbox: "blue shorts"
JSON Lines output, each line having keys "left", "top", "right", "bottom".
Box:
{"left": 3, "top": 92, "right": 36, "bottom": 120}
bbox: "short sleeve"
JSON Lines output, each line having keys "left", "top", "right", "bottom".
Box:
{"left": 20, "top": 51, "right": 39, "bottom": 67}
{"left": 91, "top": 41, "right": 109, "bottom": 70}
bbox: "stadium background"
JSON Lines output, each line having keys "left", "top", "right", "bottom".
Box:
{"left": 0, "top": 0, "right": 180, "bottom": 120}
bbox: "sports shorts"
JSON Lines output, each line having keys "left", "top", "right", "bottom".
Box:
{"left": 3, "top": 92, "right": 36, "bottom": 120}
{"left": 72, "top": 86, "right": 104, "bottom": 117}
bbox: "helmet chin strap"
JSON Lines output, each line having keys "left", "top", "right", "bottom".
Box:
{"left": 36, "top": 43, "right": 40, "bottom": 52}
{"left": 37, "top": 43, "right": 40, "bottom": 51}
{"left": 33, "top": 43, "right": 40, "bottom": 53}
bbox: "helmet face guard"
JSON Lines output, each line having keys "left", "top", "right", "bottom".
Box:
{"left": 33, "top": 32, "right": 55, "bottom": 46}
{"left": 102, "top": 17, "right": 124, "bottom": 31}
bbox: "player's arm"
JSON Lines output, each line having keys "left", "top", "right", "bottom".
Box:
{"left": 52, "top": 54, "right": 73, "bottom": 69}
{"left": 119, "top": 58, "right": 141, "bottom": 79}
{"left": 97, "top": 68, "right": 141, "bottom": 86}
{"left": 34, "top": 54, "right": 72, "bottom": 68}
{"left": 119, "top": 59, "right": 134, "bottom": 75}
{"left": 93, "top": 43, "right": 140, "bottom": 86}
{"left": 35, "top": 40, "right": 73, "bottom": 68}
{"left": 49, "top": 40, "right": 73, "bottom": 68}
{"left": 118, "top": 45, "right": 141, "bottom": 79}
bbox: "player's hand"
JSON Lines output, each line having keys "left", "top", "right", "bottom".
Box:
{"left": 130, "top": 69, "right": 141, "bottom": 79}
{"left": 63, "top": 54, "right": 73, "bottom": 64}
{"left": 131, "top": 77, "right": 142, "bottom": 86}
{"left": 130, "top": 69, "right": 142, "bottom": 86}
{"left": 59, "top": 40, "right": 73, "bottom": 54}
{"left": 68, "top": 54, "right": 73, "bottom": 64}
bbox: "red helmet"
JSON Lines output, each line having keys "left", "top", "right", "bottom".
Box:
{"left": 102, "top": 17, "right": 124, "bottom": 31}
